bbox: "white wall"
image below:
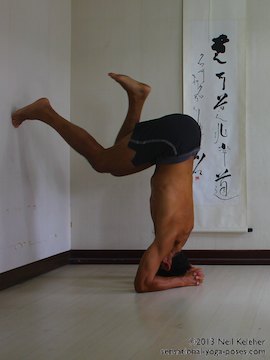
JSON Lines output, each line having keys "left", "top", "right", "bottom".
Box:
{"left": 0, "top": 0, "right": 71, "bottom": 273}
{"left": 71, "top": 0, "right": 182, "bottom": 249}
{"left": 1, "top": 0, "right": 267, "bottom": 273}
{"left": 69, "top": 0, "right": 270, "bottom": 251}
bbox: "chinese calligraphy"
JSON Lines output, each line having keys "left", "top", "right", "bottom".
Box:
{"left": 191, "top": 33, "right": 239, "bottom": 200}
{"left": 211, "top": 34, "right": 230, "bottom": 64}
{"left": 211, "top": 34, "right": 239, "bottom": 201}
{"left": 192, "top": 54, "right": 206, "bottom": 179}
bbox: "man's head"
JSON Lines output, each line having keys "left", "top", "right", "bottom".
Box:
{"left": 157, "top": 251, "right": 191, "bottom": 277}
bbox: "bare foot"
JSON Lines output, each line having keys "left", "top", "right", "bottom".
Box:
{"left": 12, "top": 98, "right": 50, "bottom": 128}
{"left": 108, "top": 72, "right": 151, "bottom": 101}
{"left": 180, "top": 266, "right": 204, "bottom": 287}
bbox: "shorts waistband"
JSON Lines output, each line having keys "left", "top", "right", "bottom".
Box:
{"left": 156, "top": 147, "right": 200, "bottom": 165}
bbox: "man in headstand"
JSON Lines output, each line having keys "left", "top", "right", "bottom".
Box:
{"left": 12, "top": 73, "right": 204, "bottom": 293}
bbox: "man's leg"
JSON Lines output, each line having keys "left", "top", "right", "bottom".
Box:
{"left": 108, "top": 73, "right": 151, "bottom": 144}
{"left": 11, "top": 91, "right": 152, "bottom": 176}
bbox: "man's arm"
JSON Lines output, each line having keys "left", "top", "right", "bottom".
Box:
{"left": 134, "top": 241, "right": 197, "bottom": 293}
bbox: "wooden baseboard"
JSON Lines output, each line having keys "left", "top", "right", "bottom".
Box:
{"left": 69, "top": 249, "right": 270, "bottom": 265}
{"left": 0, "top": 251, "right": 70, "bottom": 291}
{"left": 2, "top": 250, "right": 270, "bottom": 291}
{"left": 69, "top": 250, "right": 144, "bottom": 264}
{"left": 184, "top": 250, "right": 270, "bottom": 265}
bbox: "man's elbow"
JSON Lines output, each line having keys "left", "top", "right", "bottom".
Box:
{"left": 134, "top": 278, "right": 152, "bottom": 293}
{"left": 134, "top": 285, "right": 144, "bottom": 293}
{"left": 134, "top": 280, "right": 145, "bottom": 293}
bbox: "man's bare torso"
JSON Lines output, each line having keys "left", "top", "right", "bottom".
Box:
{"left": 150, "top": 158, "right": 195, "bottom": 255}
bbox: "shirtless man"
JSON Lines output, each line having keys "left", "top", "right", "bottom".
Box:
{"left": 12, "top": 73, "right": 204, "bottom": 293}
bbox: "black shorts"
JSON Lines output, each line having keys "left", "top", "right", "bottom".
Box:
{"left": 128, "top": 114, "right": 201, "bottom": 166}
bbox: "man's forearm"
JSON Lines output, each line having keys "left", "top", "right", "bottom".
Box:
{"left": 135, "top": 275, "right": 191, "bottom": 293}
{"left": 134, "top": 241, "right": 201, "bottom": 293}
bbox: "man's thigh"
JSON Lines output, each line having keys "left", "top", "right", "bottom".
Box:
{"left": 100, "top": 133, "right": 153, "bottom": 176}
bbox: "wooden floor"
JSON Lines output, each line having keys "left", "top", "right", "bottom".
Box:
{"left": 0, "top": 265, "right": 269, "bottom": 360}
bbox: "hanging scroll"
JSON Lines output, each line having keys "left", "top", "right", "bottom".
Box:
{"left": 183, "top": 0, "right": 247, "bottom": 231}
